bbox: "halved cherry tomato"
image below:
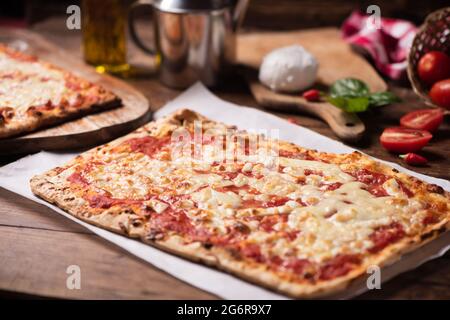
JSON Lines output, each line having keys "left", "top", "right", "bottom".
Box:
{"left": 417, "top": 51, "right": 450, "bottom": 86}
{"left": 430, "top": 79, "right": 450, "bottom": 110}
{"left": 380, "top": 127, "right": 432, "bottom": 153}
{"left": 400, "top": 108, "right": 444, "bottom": 132}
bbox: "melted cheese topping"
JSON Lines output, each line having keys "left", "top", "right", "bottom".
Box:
{"left": 0, "top": 51, "right": 67, "bottom": 113}
{"left": 75, "top": 138, "right": 427, "bottom": 263}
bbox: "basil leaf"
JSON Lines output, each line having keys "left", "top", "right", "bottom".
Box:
{"left": 327, "top": 77, "right": 398, "bottom": 113}
{"left": 327, "top": 96, "right": 370, "bottom": 113}
{"left": 368, "top": 92, "right": 401, "bottom": 107}
{"left": 327, "top": 96, "right": 346, "bottom": 109}
{"left": 344, "top": 97, "right": 370, "bottom": 112}
{"left": 330, "top": 78, "right": 370, "bottom": 98}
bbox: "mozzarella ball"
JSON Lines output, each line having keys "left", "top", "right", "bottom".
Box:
{"left": 259, "top": 45, "right": 318, "bottom": 92}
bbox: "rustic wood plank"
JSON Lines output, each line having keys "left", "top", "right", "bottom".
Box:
{"left": 0, "top": 225, "right": 215, "bottom": 299}
{"left": 357, "top": 252, "right": 450, "bottom": 299}
{"left": 242, "top": 0, "right": 444, "bottom": 30}
{"left": 0, "top": 188, "right": 89, "bottom": 233}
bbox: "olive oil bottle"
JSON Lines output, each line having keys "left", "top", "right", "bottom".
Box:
{"left": 82, "top": 0, "right": 130, "bottom": 75}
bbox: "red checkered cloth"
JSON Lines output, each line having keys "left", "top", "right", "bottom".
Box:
{"left": 342, "top": 11, "right": 417, "bottom": 80}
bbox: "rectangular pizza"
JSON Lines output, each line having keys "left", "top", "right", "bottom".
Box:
{"left": 0, "top": 44, "right": 121, "bottom": 138}
{"left": 30, "top": 109, "right": 450, "bottom": 298}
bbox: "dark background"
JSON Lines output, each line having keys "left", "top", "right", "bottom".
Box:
{"left": 0, "top": 0, "right": 449, "bottom": 29}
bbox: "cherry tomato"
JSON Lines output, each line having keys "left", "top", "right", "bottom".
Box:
{"left": 400, "top": 108, "right": 444, "bottom": 132}
{"left": 380, "top": 127, "right": 432, "bottom": 153}
{"left": 430, "top": 79, "right": 450, "bottom": 109}
{"left": 400, "top": 153, "right": 428, "bottom": 166}
{"left": 302, "top": 89, "right": 321, "bottom": 102}
{"left": 417, "top": 51, "right": 450, "bottom": 86}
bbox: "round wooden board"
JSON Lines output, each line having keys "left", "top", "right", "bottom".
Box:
{"left": 0, "top": 28, "right": 151, "bottom": 155}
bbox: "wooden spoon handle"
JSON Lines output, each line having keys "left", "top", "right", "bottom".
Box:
{"left": 249, "top": 81, "right": 365, "bottom": 142}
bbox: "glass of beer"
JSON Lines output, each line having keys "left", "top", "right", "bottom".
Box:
{"left": 82, "top": 0, "right": 130, "bottom": 74}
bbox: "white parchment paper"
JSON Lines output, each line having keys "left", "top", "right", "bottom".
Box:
{"left": 1, "top": 82, "right": 449, "bottom": 299}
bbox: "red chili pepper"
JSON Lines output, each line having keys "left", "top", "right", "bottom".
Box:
{"left": 287, "top": 117, "right": 299, "bottom": 125}
{"left": 302, "top": 89, "right": 321, "bottom": 102}
{"left": 399, "top": 153, "right": 428, "bottom": 166}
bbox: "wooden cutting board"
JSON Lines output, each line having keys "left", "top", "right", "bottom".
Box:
{"left": 237, "top": 28, "right": 388, "bottom": 142}
{"left": 0, "top": 28, "right": 151, "bottom": 155}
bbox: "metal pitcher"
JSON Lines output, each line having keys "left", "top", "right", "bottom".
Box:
{"left": 129, "top": 0, "right": 249, "bottom": 88}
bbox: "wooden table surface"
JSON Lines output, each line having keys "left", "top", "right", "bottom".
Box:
{"left": 0, "top": 18, "right": 449, "bottom": 299}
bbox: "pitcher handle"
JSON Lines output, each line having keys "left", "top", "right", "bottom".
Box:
{"left": 128, "top": 0, "right": 157, "bottom": 55}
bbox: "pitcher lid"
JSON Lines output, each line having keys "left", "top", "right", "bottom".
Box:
{"left": 152, "top": 0, "right": 233, "bottom": 13}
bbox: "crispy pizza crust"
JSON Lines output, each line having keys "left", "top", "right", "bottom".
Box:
{"left": 0, "top": 94, "right": 121, "bottom": 139}
{"left": 0, "top": 45, "right": 122, "bottom": 139}
{"left": 30, "top": 109, "right": 450, "bottom": 298}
